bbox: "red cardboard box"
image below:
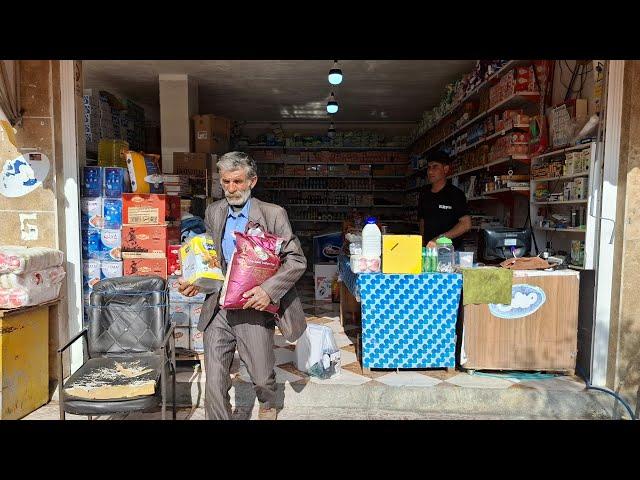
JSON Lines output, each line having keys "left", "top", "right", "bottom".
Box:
{"left": 166, "top": 195, "right": 181, "bottom": 221}
{"left": 167, "top": 221, "right": 181, "bottom": 245}
{"left": 167, "top": 244, "right": 181, "bottom": 276}
{"left": 122, "top": 224, "right": 167, "bottom": 254}
{"left": 123, "top": 193, "right": 166, "bottom": 225}
{"left": 123, "top": 256, "right": 168, "bottom": 279}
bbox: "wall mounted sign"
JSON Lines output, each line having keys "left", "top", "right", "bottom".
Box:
{"left": 0, "top": 152, "right": 50, "bottom": 198}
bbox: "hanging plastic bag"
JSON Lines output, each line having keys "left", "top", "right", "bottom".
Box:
{"left": 295, "top": 324, "right": 341, "bottom": 379}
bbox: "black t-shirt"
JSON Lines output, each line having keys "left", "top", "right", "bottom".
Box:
{"left": 418, "top": 182, "right": 469, "bottom": 250}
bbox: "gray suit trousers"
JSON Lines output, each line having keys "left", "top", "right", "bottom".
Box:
{"left": 203, "top": 308, "right": 277, "bottom": 420}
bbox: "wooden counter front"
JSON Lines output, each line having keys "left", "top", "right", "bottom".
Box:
{"left": 461, "top": 270, "right": 579, "bottom": 374}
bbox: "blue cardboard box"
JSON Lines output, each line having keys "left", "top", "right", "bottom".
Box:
{"left": 81, "top": 166, "right": 103, "bottom": 197}
{"left": 312, "top": 232, "right": 343, "bottom": 264}
{"left": 102, "top": 198, "right": 123, "bottom": 229}
{"left": 104, "top": 167, "right": 127, "bottom": 198}
{"left": 81, "top": 197, "right": 103, "bottom": 229}
{"left": 82, "top": 227, "right": 103, "bottom": 259}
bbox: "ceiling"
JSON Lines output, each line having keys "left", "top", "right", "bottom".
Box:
{"left": 83, "top": 60, "right": 476, "bottom": 123}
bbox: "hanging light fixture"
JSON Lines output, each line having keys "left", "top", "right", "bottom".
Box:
{"left": 326, "top": 92, "right": 339, "bottom": 114}
{"left": 328, "top": 60, "right": 343, "bottom": 85}
{"left": 328, "top": 121, "right": 336, "bottom": 138}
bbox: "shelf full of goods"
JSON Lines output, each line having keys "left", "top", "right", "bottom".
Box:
{"left": 83, "top": 90, "right": 146, "bottom": 156}
{"left": 239, "top": 129, "right": 409, "bottom": 149}
{"left": 252, "top": 147, "right": 412, "bottom": 239}
{"left": 530, "top": 143, "right": 594, "bottom": 269}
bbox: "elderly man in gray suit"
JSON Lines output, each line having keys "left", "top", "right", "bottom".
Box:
{"left": 179, "top": 151, "right": 307, "bottom": 420}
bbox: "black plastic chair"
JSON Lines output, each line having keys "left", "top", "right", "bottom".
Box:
{"left": 58, "top": 276, "right": 176, "bottom": 420}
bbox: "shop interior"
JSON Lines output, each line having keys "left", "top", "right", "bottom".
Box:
{"left": 77, "top": 59, "right": 606, "bottom": 384}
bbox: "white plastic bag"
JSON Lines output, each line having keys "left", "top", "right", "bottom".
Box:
{"left": 295, "top": 323, "right": 341, "bottom": 379}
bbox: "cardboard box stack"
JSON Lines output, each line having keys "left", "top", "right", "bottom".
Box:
{"left": 193, "top": 114, "right": 231, "bottom": 154}
{"left": 167, "top": 272, "right": 206, "bottom": 353}
{"left": 83, "top": 91, "right": 118, "bottom": 154}
{"left": 125, "top": 99, "right": 145, "bottom": 151}
{"left": 81, "top": 165, "right": 128, "bottom": 324}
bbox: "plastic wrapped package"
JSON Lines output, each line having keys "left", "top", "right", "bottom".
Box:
{"left": 294, "top": 324, "right": 341, "bottom": 379}
{"left": 179, "top": 235, "right": 225, "bottom": 293}
{"left": 0, "top": 265, "right": 66, "bottom": 290}
{"left": 0, "top": 246, "right": 64, "bottom": 275}
{"left": 219, "top": 230, "right": 283, "bottom": 315}
{"left": 350, "top": 255, "right": 381, "bottom": 274}
{"left": 0, "top": 281, "right": 64, "bottom": 309}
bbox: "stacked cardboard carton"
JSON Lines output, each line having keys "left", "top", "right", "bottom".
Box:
{"left": 80, "top": 166, "right": 128, "bottom": 324}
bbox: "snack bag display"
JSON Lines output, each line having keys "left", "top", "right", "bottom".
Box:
{"left": 219, "top": 229, "right": 283, "bottom": 315}
{"left": 179, "top": 234, "right": 224, "bottom": 293}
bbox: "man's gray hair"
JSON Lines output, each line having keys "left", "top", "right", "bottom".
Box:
{"left": 216, "top": 151, "right": 257, "bottom": 178}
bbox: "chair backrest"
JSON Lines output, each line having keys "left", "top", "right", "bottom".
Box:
{"left": 88, "top": 276, "right": 168, "bottom": 358}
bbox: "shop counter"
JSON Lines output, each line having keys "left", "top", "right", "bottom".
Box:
{"left": 461, "top": 269, "right": 580, "bottom": 374}
{"left": 339, "top": 257, "right": 463, "bottom": 369}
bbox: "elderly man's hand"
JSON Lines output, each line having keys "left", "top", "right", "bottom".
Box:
{"left": 242, "top": 286, "right": 272, "bottom": 311}
{"left": 178, "top": 278, "right": 200, "bottom": 297}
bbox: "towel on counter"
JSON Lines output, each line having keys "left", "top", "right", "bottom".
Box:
{"left": 462, "top": 267, "right": 513, "bottom": 305}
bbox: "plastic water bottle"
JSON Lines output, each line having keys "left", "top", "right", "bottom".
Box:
{"left": 436, "top": 237, "right": 455, "bottom": 273}
{"left": 361, "top": 217, "right": 382, "bottom": 258}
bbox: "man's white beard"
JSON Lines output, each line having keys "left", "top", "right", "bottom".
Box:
{"left": 225, "top": 188, "right": 251, "bottom": 206}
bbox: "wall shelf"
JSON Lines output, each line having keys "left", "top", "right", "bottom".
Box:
{"left": 409, "top": 59, "right": 532, "bottom": 152}
{"left": 448, "top": 154, "right": 530, "bottom": 178}
{"left": 530, "top": 172, "right": 590, "bottom": 183}
{"left": 531, "top": 142, "right": 592, "bottom": 160}
{"left": 415, "top": 91, "right": 540, "bottom": 157}
{"left": 534, "top": 227, "right": 586, "bottom": 233}
{"left": 533, "top": 200, "right": 588, "bottom": 205}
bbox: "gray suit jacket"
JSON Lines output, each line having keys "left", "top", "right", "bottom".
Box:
{"left": 196, "top": 197, "right": 308, "bottom": 342}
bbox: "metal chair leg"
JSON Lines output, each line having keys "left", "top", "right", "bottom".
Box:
{"left": 88, "top": 415, "right": 93, "bottom": 421}
{"left": 58, "top": 351, "right": 65, "bottom": 421}
{"left": 161, "top": 357, "right": 167, "bottom": 421}
{"left": 171, "top": 335, "right": 177, "bottom": 420}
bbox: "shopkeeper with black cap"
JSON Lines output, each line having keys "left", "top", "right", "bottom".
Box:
{"left": 419, "top": 156, "right": 472, "bottom": 250}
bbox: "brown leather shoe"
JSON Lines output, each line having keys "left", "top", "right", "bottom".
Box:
{"left": 258, "top": 406, "right": 278, "bottom": 420}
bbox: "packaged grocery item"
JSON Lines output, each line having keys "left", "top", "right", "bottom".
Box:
{"left": 100, "top": 229, "right": 122, "bottom": 260}
{"left": 189, "top": 303, "right": 203, "bottom": 327}
{"left": 122, "top": 255, "right": 167, "bottom": 279}
{"left": 122, "top": 224, "right": 167, "bottom": 255}
{"left": 82, "top": 227, "right": 102, "bottom": 260}
{"left": 219, "top": 230, "right": 283, "bottom": 313}
{"left": 126, "top": 151, "right": 164, "bottom": 194}
{"left": 169, "top": 301, "right": 190, "bottom": 326}
{"left": 180, "top": 234, "right": 224, "bottom": 293}
{"left": 166, "top": 195, "right": 181, "bottom": 221}
{"left": 100, "top": 260, "right": 123, "bottom": 279}
{"left": 0, "top": 246, "right": 64, "bottom": 275}
{"left": 0, "top": 265, "right": 66, "bottom": 290}
{"left": 81, "top": 166, "right": 103, "bottom": 197}
{"left": 382, "top": 235, "right": 422, "bottom": 274}
{"left": 349, "top": 255, "right": 381, "bottom": 274}
{"left": 0, "top": 282, "right": 63, "bottom": 309}
{"left": 166, "top": 221, "right": 181, "bottom": 245}
{"left": 122, "top": 193, "right": 166, "bottom": 225}
{"left": 174, "top": 327, "right": 190, "bottom": 349}
{"left": 167, "top": 244, "right": 181, "bottom": 275}
{"left": 81, "top": 197, "right": 103, "bottom": 229}
{"left": 191, "top": 329, "right": 204, "bottom": 352}
{"left": 83, "top": 259, "right": 101, "bottom": 290}
{"left": 102, "top": 198, "right": 123, "bottom": 229}
{"left": 103, "top": 167, "right": 127, "bottom": 198}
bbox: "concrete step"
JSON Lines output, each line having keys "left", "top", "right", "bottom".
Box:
{"left": 168, "top": 377, "right": 619, "bottom": 420}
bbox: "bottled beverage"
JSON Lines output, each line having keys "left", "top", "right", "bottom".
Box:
{"left": 361, "top": 217, "right": 382, "bottom": 258}
{"left": 422, "top": 247, "right": 427, "bottom": 273}
{"left": 428, "top": 247, "right": 438, "bottom": 272}
{"left": 436, "top": 237, "right": 455, "bottom": 273}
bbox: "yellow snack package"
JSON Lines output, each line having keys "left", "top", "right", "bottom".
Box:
{"left": 179, "top": 234, "right": 225, "bottom": 293}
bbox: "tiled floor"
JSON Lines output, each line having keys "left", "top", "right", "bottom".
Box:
{"left": 23, "top": 276, "right": 588, "bottom": 420}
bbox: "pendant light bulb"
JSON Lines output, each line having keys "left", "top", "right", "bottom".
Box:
{"left": 326, "top": 92, "right": 339, "bottom": 114}
{"left": 328, "top": 60, "right": 343, "bottom": 85}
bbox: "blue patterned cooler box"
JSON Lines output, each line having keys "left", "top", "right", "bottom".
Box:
{"left": 358, "top": 273, "right": 463, "bottom": 369}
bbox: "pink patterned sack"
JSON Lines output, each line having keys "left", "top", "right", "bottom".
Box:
{"left": 220, "top": 230, "right": 283, "bottom": 314}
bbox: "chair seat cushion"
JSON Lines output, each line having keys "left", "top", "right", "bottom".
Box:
{"left": 63, "top": 355, "right": 163, "bottom": 402}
